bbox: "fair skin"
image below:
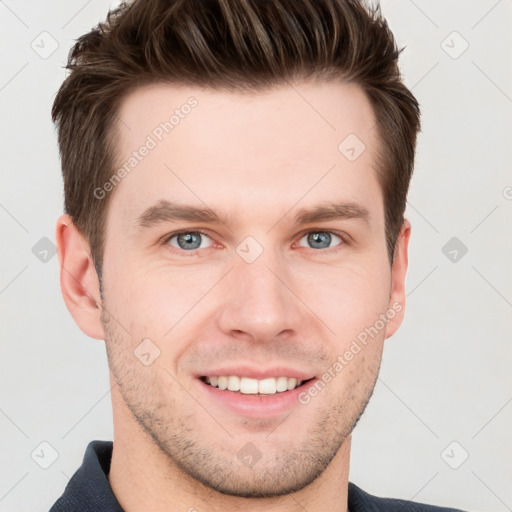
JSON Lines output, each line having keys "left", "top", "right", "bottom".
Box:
{"left": 56, "top": 80, "right": 410, "bottom": 512}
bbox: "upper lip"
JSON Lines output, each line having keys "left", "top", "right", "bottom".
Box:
{"left": 196, "top": 366, "right": 317, "bottom": 381}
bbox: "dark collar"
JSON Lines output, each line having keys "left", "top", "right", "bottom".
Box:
{"left": 49, "top": 440, "right": 124, "bottom": 512}
{"left": 49, "top": 440, "right": 463, "bottom": 512}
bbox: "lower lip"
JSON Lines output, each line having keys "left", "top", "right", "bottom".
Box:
{"left": 196, "top": 378, "right": 317, "bottom": 418}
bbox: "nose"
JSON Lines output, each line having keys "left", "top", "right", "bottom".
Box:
{"left": 216, "top": 249, "right": 302, "bottom": 343}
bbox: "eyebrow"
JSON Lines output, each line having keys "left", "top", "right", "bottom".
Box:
{"left": 292, "top": 202, "right": 369, "bottom": 225}
{"left": 137, "top": 199, "right": 370, "bottom": 229}
{"left": 137, "top": 200, "right": 228, "bottom": 228}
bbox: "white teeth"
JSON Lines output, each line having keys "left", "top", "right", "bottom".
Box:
{"left": 276, "top": 376, "right": 288, "bottom": 392}
{"left": 227, "top": 375, "right": 240, "bottom": 391}
{"left": 258, "top": 378, "right": 277, "bottom": 394}
{"left": 240, "top": 377, "right": 259, "bottom": 394}
{"left": 203, "top": 375, "right": 306, "bottom": 394}
{"left": 218, "top": 376, "right": 228, "bottom": 390}
{"left": 287, "top": 377, "right": 297, "bottom": 391}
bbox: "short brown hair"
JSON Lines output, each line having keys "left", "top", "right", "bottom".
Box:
{"left": 52, "top": 0, "right": 420, "bottom": 273}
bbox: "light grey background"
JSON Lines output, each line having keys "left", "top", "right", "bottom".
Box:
{"left": 1, "top": 1, "right": 511, "bottom": 511}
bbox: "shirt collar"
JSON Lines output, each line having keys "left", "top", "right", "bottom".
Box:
{"left": 51, "top": 440, "right": 370, "bottom": 511}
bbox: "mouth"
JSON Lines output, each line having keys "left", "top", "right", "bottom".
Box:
{"left": 199, "top": 375, "right": 313, "bottom": 395}
{"left": 196, "top": 373, "right": 317, "bottom": 418}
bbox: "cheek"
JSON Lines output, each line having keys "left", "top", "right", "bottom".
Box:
{"left": 294, "top": 260, "right": 392, "bottom": 340}
{"left": 111, "top": 264, "right": 217, "bottom": 341}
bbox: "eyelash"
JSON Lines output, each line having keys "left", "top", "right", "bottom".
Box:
{"left": 160, "top": 229, "right": 349, "bottom": 257}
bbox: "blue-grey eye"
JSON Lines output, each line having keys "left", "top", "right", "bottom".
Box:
{"left": 167, "top": 231, "right": 212, "bottom": 251}
{"left": 299, "top": 231, "right": 342, "bottom": 250}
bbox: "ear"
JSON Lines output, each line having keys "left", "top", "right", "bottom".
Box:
{"left": 384, "top": 219, "right": 411, "bottom": 339}
{"left": 56, "top": 214, "right": 105, "bottom": 340}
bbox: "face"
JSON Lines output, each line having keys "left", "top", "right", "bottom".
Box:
{"left": 94, "top": 80, "right": 407, "bottom": 497}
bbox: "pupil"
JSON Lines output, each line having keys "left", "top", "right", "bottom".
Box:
{"left": 309, "top": 232, "right": 330, "bottom": 249}
{"left": 178, "top": 232, "right": 200, "bottom": 250}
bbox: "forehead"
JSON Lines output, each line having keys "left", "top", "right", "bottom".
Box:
{"left": 108, "top": 80, "right": 382, "bottom": 229}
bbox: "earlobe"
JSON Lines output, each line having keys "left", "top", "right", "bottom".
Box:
{"left": 385, "top": 219, "right": 411, "bottom": 340}
{"left": 56, "top": 214, "right": 105, "bottom": 340}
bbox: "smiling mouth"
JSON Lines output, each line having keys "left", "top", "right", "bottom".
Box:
{"left": 199, "top": 375, "right": 314, "bottom": 395}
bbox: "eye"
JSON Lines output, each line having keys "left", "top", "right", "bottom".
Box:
{"left": 165, "top": 231, "right": 213, "bottom": 252}
{"left": 297, "top": 231, "right": 344, "bottom": 251}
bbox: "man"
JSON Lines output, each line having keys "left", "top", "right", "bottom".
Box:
{"left": 49, "top": 0, "right": 465, "bottom": 510}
